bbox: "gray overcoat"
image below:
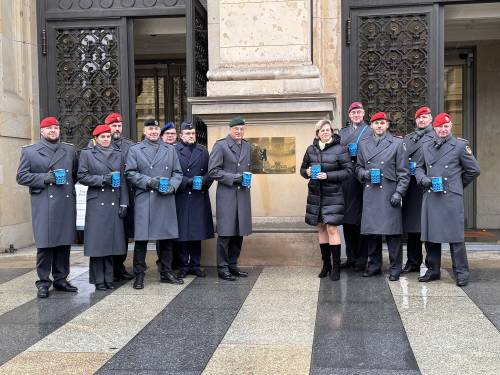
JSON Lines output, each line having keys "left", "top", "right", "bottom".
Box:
{"left": 339, "top": 121, "right": 373, "bottom": 225}
{"left": 402, "top": 127, "right": 435, "bottom": 233}
{"left": 77, "top": 147, "right": 128, "bottom": 257}
{"left": 415, "top": 136, "right": 480, "bottom": 243}
{"left": 125, "top": 140, "right": 183, "bottom": 241}
{"left": 16, "top": 140, "right": 77, "bottom": 248}
{"left": 208, "top": 136, "right": 252, "bottom": 237}
{"left": 356, "top": 134, "right": 410, "bottom": 235}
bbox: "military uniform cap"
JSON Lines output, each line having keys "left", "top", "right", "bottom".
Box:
{"left": 433, "top": 113, "right": 452, "bottom": 127}
{"left": 370, "top": 112, "right": 387, "bottom": 122}
{"left": 180, "top": 121, "right": 194, "bottom": 131}
{"left": 144, "top": 118, "right": 160, "bottom": 127}
{"left": 104, "top": 112, "right": 122, "bottom": 125}
{"left": 92, "top": 124, "right": 111, "bottom": 137}
{"left": 415, "top": 106, "right": 431, "bottom": 119}
{"left": 40, "top": 117, "right": 59, "bottom": 128}
{"left": 229, "top": 116, "right": 245, "bottom": 127}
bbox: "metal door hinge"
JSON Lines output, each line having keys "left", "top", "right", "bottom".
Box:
{"left": 346, "top": 17, "right": 352, "bottom": 45}
{"left": 42, "top": 29, "right": 47, "bottom": 55}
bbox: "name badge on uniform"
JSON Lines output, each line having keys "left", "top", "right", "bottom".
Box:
{"left": 409, "top": 161, "right": 416, "bottom": 176}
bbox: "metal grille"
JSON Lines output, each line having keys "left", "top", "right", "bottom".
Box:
{"left": 358, "top": 14, "right": 429, "bottom": 135}
{"left": 55, "top": 27, "right": 120, "bottom": 148}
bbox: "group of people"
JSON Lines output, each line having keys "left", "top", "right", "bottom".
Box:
{"left": 301, "top": 102, "right": 480, "bottom": 286}
{"left": 17, "top": 114, "right": 252, "bottom": 298}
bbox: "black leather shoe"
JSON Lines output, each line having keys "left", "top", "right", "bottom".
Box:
{"left": 362, "top": 269, "right": 382, "bottom": 278}
{"left": 456, "top": 279, "right": 468, "bottom": 287}
{"left": 120, "top": 270, "right": 135, "bottom": 280}
{"left": 353, "top": 264, "right": 365, "bottom": 272}
{"left": 105, "top": 282, "right": 115, "bottom": 289}
{"left": 37, "top": 285, "right": 49, "bottom": 298}
{"left": 418, "top": 273, "right": 441, "bottom": 282}
{"left": 389, "top": 274, "right": 400, "bottom": 281}
{"left": 95, "top": 283, "right": 107, "bottom": 291}
{"left": 53, "top": 281, "right": 78, "bottom": 292}
{"left": 189, "top": 269, "right": 207, "bottom": 277}
{"left": 160, "top": 272, "right": 184, "bottom": 285}
{"left": 177, "top": 270, "right": 188, "bottom": 279}
{"left": 402, "top": 264, "right": 420, "bottom": 274}
{"left": 218, "top": 271, "right": 236, "bottom": 281}
{"left": 340, "top": 261, "right": 355, "bottom": 269}
{"left": 133, "top": 274, "right": 144, "bottom": 289}
{"left": 229, "top": 268, "right": 248, "bottom": 277}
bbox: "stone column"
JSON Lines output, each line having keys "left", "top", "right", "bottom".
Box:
{"left": 0, "top": 0, "right": 39, "bottom": 249}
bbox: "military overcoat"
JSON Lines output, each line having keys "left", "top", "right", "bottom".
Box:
{"left": 125, "top": 140, "right": 183, "bottom": 241}
{"left": 356, "top": 134, "right": 410, "bottom": 235}
{"left": 208, "top": 136, "right": 252, "bottom": 237}
{"left": 339, "top": 121, "right": 373, "bottom": 225}
{"left": 77, "top": 147, "right": 128, "bottom": 257}
{"left": 16, "top": 140, "right": 77, "bottom": 248}
{"left": 415, "top": 136, "right": 480, "bottom": 243}
{"left": 175, "top": 142, "right": 214, "bottom": 241}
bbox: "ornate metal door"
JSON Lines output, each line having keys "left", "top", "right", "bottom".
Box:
{"left": 345, "top": 5, "right": 442, "bottom": 135}
{"left": 186, "top": 0, "right": 208, "bottom": 145}
{"left": 43, "top": 19, "right": 131, "bottom": 149}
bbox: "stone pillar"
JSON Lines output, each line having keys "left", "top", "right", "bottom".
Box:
{"left": 0, "top": 0, "right": 39, "bottom": 249}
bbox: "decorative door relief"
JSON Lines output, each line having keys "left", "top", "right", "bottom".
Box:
{"left": 54, "top": 27, "right": 121, "bottom": 148}
{"left": 358, "top": 14, "right": 429, "bottom": 135}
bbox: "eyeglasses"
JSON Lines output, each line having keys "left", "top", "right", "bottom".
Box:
{"left": 231, "top": 126, "right": 245, "bottom": 132}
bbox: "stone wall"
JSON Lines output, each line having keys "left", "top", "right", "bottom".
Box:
{"left": 0, "top": 1, "right": 39, "bottom": 249}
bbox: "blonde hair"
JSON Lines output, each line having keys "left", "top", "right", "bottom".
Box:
{"left": 315, "top": 119, "right": 334, "bottom": 137}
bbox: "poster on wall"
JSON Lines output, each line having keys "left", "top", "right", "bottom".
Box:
{"left": 75, "top": 183, "right": 88, "bottom": 230}
{"left": 247, "top": 137, "right": 296, "bottom": 174}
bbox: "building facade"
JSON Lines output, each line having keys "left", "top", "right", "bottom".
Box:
{"left": 1, "top": 0, "right": 499, "bottom": 261}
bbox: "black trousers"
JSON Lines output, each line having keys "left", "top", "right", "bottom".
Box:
{"left": 134, "top": 240, "right": 173, "bottom": 276}
{"left": 343, "top": 224, "right": 360, "bottom": 264}
{"left": 365, "top": 235, "right": 403, "bottom": 276}
{"left": 217, "top": 236, "right": 243, "bottom": 272}
{"left": 89, "top": 256, "right": 113, "bottom": 284}
{"left": 178, "top": 240, "right": 202, "bottom": 272}
{"left": 36, "top": 245, "right": 71, "bottom": 288}
{"left": 405, "top": 232, "right": 424, "bottom": 268}
{"left": 425, "top": 241, "right": 470, "bottom": 281}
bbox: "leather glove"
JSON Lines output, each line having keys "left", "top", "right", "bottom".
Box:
{"left": 420, "top": 177, "right": 432, "bottom": 189}
{"left": 118, "top": 205, "right": 128, "bottom": 218}
{"left": 160, "top": 185, "right": 175, "bottom": 195}
{"left": 186, "top": 177, "right": 194, "bottom": 186}
{"left": 147, "top": 177, "right": 161, "bottom": 190}
{"left": 390, "top": 192, "right": 402, "bottom": 207}
{"left": 44, "top": 172, "right": 56, "bottom": 185}
{"left": 233, "top": 173, "right": 243, "bottom": 185}
{"left": 102, "top": 173, "right": 113, "bottom": 186}
{"left": 363, "top": 170, "right": 371, "bottom": 181}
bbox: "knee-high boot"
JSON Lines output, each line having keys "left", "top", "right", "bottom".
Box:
{"left": 318, "top": 243, "right": 332, "bottom": 278}
{"left": 330, "top": 244, "right": 341, "bottom": 281}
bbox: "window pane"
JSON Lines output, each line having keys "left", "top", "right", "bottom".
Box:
{"left": 135, "top": 77, "right": 155, "bottom": 141}
{"left": 444, "top": 66, "right": 464, "bottom": 138}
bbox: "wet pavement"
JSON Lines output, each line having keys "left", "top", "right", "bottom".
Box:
{"left": 0, "top": 247, "right": 499, "bottom": 374}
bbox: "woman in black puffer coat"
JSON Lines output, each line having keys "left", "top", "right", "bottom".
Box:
{"left": 300, "top": 119, "right": 353, "bottom": 281}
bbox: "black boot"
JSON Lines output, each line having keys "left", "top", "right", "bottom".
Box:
{"left": 330, "top": 244, "right": 341, "bottom": 281}
{"left": 318, "top": 243, "right": 332, "bottom": 278}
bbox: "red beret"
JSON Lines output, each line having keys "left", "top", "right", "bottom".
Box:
{"left": 92, "top": 124, "right": 111, "bottom": 137}
{"left": 348, "top": 102, "right": 364, "bottom": 113}
{"left": 415, "top": 106, "right": 431, "bottom": 119}
{"left": 104, "top": 112, "right": 122, "bottom": 125}
{"left": 370, "top": 112, "right": 387, "bottom": 123}
{"left": 40, "top": 117, "right": 59, "bottom": 128}
{"left": 433, "top": 113, "right": 452, "bottom": 127}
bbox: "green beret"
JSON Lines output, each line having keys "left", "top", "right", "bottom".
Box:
{"left": 229, "top": 116, "right": 246, "bottom": 127}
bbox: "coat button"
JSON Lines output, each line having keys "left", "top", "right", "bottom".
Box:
{"left": 187, "top": 168, "right": 190, "bottom": 172}
{"left": 150, "top": 166, "right": 153, "bottom": 169}
{"left": 444, "top": 178, "right": 448, "bottom": 181}
{"left": 366, "top": 185, "right": 369, "bottom": 188}
{"left": 112, "top": 189, "right": 115, "bottom": 192}
{"left": 112, "top": 202, "right": 115, "bottom": 205}
{"left": 381, "top": 173, "right": 384, "bottom": 176}
{"left": 188, "top": 192, "right": 191, "bottom": 195}
{"left": 102, "top": 189, "right": 105, "bottom": 192}
{"left": 49, "top": 183, "right": 53, "bottom": 186}
{"left": 66, "top": 169, "right": 69, "bottom": 172}
{"left": 444, "top": 191, "right": 447, "bottom": 194}
{"left": 151, "top": 190, "right": 154, "bottom": 193}
{"left": 201, "top": 169, "right": 204, "bottom": 171}
{"left": 367, "top": 161, "right": 371, "bottom": 164}
{"left": 237, "top": 186, "right": 240, "bottom": 190}
{"left": 66, "top": 195, "right": 69, "bottom": 198}
{"left": 66, "top": 182, "right": 69, "bottom": 185}
{"left": 380, "top": 186, "right": 383, "bottom": 189}
{"left": 409, "top": 157, "right": 412, "bottom": 161}
{"left": 49, "top": 195, "right": 53, "bottom": 198}
{"left": 238, "top": 163, "right": 240, "bottom": 166}
{"left": 101, "top": 203, "right": 104, "bottom": 205}
{"left": 429, "top": 165, "right": 432, "bottom": 168}
{"left": 445, "top": 165, "right": 448, "bottom": 168}
{"left": 381, "top": 161, "right": 384, "bottom": 164}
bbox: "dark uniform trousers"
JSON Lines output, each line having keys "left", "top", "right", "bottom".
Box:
{"left": 343, "top": 224, "right": 381, "bottom": 267}
{"left": 217, "top": 236, "right": 243, "bottom": 272}
{"left": 406, "top": 233, "right": 426, "bottom": 268}
{"left": 365, "top": 235, "right": 402, "bottom": 276}
{"left": 425, "top": 241, "right": 469, "bottom": 280}
{"left": 134, "top": 240, "right": 173, "bottom": 275}
{"left": 36, "top": 245, "right": 71, "bottom": 288}
{"left": 178, "top": 241, "right": 202, "bottom": 272}
{"left": 89, "top": 256, "right": 113, "bottom": 284}
{"left": 113, "top": 240, "right": 129, "bottom": 276}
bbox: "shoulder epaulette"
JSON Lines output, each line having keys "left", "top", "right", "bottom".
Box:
{"left": 394, "top": 135, "right": 403, "bottom": 139}
{"left": 457, "top": 137, "right": 468, "bottom": 142}
{"left": 215, "top": 138, "right": 225, "bottom": 143}
{"left": 22, "top": 143, "right": 35, "bottom": 148}
{"left": 242, "top": 139, "right": 249, "bottom": 143}
{"left": 62, "top": 141, "right": 74, "bottom": 146}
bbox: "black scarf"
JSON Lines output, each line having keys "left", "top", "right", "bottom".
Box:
{"left": 434, "top": 135, "right": 450, "bottom": 150}
{"left": 410, "top": 125, "right": 433, "bottom": 143}
{"left": 95, "top": 142, "right": 114, "bottom": 161}
{"left": 41, "top": 137, "right": 60, "bottom": 155}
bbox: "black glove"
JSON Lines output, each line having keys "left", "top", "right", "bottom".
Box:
{"left": 43, "top": 172, "right": 56, "bottom": 185}
{"left": 363, "top": 170, "right": 371, "bottom": 181}
{"left": 147, "top": 177, "right": 161, "bottom": 190}
{"left": 233, "top": 174, "right": 243, "bottom": 185}
{"left": 118, "top": 205, "right": 128, "bottom": 218}
{"left": 186, "top": 177, "right": 194, "bottom": 186}
{"left": 102, "top": 173, "right": 113, "bottom": 186}
{"left": 390, "top": 192, "right": 402, "bottom": 207}
{"left": 420, "top": 177, "right": 432, "bottom": 189}
{"left": 160, "top": 185, "right": 175, "bottom": 195}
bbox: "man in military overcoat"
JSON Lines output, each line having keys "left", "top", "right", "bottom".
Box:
{"left": 356, "top": 112, "right": 410, "bottom": 281}
{"left": 16, "top": 116, "right": 79, "bottom": 298}
{"left": 208, "top": 116, "right": 252, "bottom": 281}
{"left": 175, "top": 121, "right": 214, "bottom": 279}
{"left": 401, "top": 106, "right": 435, "bottom": 273}
{"left": 339, "top": 101, "right": 374, "bottom": 271}
{"left": 415, "top": 113, "right": 480, "bottom": 286}
{"left": 125, "top": 118, "right": 183, "bottom": 289}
